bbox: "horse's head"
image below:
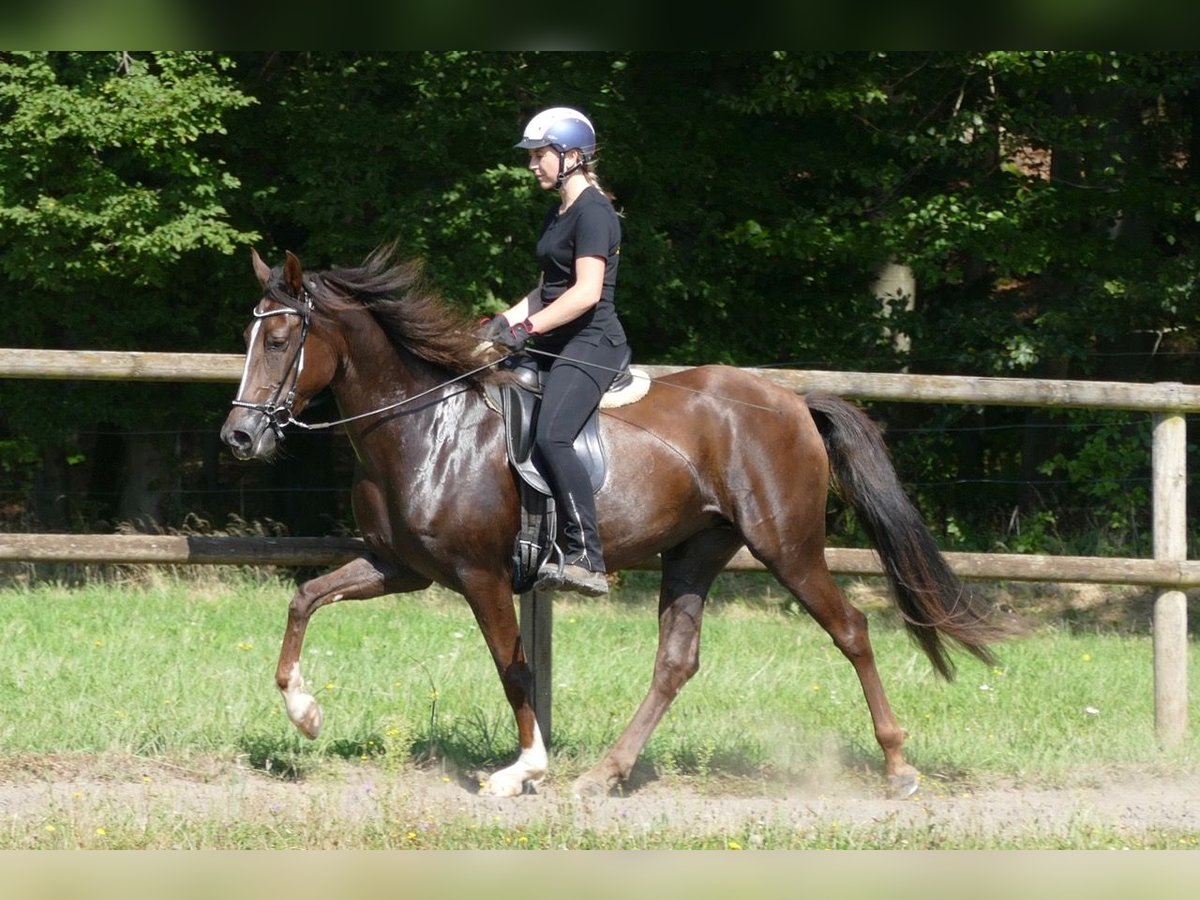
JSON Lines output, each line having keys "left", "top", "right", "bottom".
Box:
{"left": 220, "top": 249, "right": 339, "bottom": 460}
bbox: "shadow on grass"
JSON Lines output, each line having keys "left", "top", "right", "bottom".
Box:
{"left": 823, "top": 575, "right": 1198, "bottom": 639}
{"left": 238, "top": 730, "right": 395, "bottom": 781}
{"left": 410, "top": 733, "right": 512, "bottom": 783}
{"left": 235, "top": 723, "right": 953, "bottom": 800}
{"left": 238, "top": 732, "right": 317, "bottom": 781}
{"left": 604, "top": 741, "right": 914, "bottom": 799}
{"left": 981, "top": 583, "right": 1200, "bottom": 638}
{"left": 237, "top": 725, "right": 509, "bottom": 787}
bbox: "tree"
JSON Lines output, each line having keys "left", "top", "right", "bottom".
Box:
{"left": 2, "top": 51, "right": 1197, "bottom": 552}
{"left": 0, "top": 51, "right": 257, "bottom": 528}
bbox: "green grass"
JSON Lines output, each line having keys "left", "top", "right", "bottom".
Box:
{"left": 1, "top": 571, "right": 1197, "bottom": 848}
{"left": 1, "top": 574, "right": 1191, "bottom": 777}
{"left": 11, "top": 814, "right": 1198, "bottom": 851}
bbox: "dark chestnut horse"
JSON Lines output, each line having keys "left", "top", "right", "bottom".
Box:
{"left": 220, "top": 246, "right": 1010, "bottom": 798}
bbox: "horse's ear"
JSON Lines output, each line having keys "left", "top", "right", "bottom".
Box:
{"left": 283, "top": 251, "right": 304, "bottom": 297}
{"left": 250, "top": 248, "right": 271, "bottom": 289}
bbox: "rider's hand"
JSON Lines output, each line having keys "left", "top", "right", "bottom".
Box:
{"left": 475, "top": 316, "right": 508, "bottom": 343}
{"left": 495, "top": 318, "right": 535, "bottom": 351}
{"left": 478, "top": 316, "right": 536, "bottom": 352}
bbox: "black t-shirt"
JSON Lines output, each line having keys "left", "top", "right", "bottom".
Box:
{"left": 533, "top": 186, "right": 626, "bottom": 349}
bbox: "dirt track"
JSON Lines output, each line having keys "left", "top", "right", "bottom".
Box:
{"left": 2, "top": 752, "right": 1197, "bottom": 846}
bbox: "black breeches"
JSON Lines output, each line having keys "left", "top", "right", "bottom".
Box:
{"left": 533, "top": 340, "right": 627, "bottom": 568}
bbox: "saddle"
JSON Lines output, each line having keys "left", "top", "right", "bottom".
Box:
{"left": 483, "top": 348, "right": 643, "bottom": 592}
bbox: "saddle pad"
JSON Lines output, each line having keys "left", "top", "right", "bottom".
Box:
{"left": 600, "top": 367, "right": 651, "bottom": 408}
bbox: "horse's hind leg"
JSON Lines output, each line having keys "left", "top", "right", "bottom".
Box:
{"left": 770, "top": 547, "right": 920, "bottom": 797}
{"left": 574, "top": 527, "right": 742, "bottom": 798}
{"left": 275, "top": 555, "right": 430, "bottom": 738}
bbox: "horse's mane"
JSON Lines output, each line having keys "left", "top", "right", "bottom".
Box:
{"left": 272, "top": 243, "right": 495, "bottom": 383}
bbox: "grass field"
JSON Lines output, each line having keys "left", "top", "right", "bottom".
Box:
{"left": 1, "top": 569, "right": 1197, "bottom": 849}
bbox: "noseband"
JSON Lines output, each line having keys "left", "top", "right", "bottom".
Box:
{"left": 230, "top": 289, "right": 313, "bottom": 437}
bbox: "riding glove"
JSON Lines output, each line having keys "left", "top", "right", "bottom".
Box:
{"left": 478, "top": 316, "right": 535, "bottom": 351}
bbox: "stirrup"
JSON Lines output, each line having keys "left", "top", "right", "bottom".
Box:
{"left": 534, "top": 543, "right": 565, "bottom": 588}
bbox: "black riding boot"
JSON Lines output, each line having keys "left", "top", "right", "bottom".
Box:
{"left": 536, "top": 490, "right": 608, "bottom": 597}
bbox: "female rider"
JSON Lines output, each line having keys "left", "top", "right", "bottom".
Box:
{"left": 479, "top": 107, "right": 629, "bottom": 597}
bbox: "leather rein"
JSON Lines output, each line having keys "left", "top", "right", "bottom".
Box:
{"left": 230, "top": 290, "right": 780, "bottom": 438}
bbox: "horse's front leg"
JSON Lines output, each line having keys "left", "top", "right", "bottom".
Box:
{"left": 276, "top": 554, "right": 430, "bottom": 738}
{"left": 482, "top": 719, "right": 547, "bottom": 798}
{"left": 460, "top": 574, "right": 546, "bottom": 797}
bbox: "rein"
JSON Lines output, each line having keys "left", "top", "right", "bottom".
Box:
{"left": 232, "top": 295, "right": 780, "bottom": 437}
{"left": 280, "top": 356, "right": 505, "bottom": 432}
{"left": 526, "top": 347, "right": 783, "bottom": 415}
{"left": 230, "top": 295, "right": 514, "bottom": 433}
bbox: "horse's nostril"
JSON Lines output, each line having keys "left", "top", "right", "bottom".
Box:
{"left": 226, "top": 429, "right": 252, "bottom": 452}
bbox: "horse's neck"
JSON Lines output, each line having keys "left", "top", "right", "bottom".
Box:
{"left": 332, "top": 319, "right": 485, "bottom": 452}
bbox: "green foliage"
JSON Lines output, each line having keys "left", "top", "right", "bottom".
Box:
{"left": 0, "top": 51, "right": 259, "bottom": 448}
{"left": 226, "top": 51, "right": 554, "bottom": 312}
{"left": 0, "top": 52, "right": 256, "bottom": 291}
{"left": 1037, "top": 410, "right": 1154, "bottom": 551}
{"left": 2, "top": 51, "right": 1198, "bottom": 550}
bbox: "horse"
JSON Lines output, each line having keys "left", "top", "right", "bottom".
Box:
{"left": 220, "top": 245, "right": 1012, "bottom": 799}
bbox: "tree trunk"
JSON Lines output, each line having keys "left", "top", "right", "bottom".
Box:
{"left": 872, "top": 260, "right": 915, "bottom": 366}
{"left": 32, "top": 445, "right": 69, "bottom": 530}
{"left": 118, "top": 434, "right": 170, "bottom": 531}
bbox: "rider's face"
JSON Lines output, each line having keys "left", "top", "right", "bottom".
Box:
{"left": 528, "top": 147, "right": 580, "bottom": 190}
{"left": 528, "top": 147, "right": 559, "bottom": 189}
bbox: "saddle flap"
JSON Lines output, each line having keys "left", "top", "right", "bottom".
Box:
{"left": 500, "top": 380, "right": 606, "bottom": 496}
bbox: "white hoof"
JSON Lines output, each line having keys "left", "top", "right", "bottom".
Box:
{"left": 477, "top": 721, "right": 547, "bottom": 797}
{"left": 479, "top": 768, "right": 528, "bottom": 797}
{"left": 281, "top": 664, "right": 322, "bottom": 739}
{"left": 284, "top": 691, "right": 323, "bottom": 739}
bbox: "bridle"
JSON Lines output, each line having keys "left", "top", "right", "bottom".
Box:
{"left": 229, "top": 285, "right": 502, "bottom": 436}
{"left": 229, "top": 289, "right": 314, "bottom": 437}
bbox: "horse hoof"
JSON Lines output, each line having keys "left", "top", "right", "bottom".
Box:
{"left": 479, "top": 773, "right": 524, "bottom": 798}
{"left": 284, "top": 692, "right": 323, "bottom": 740}
{"left": 887, "top": 772, "right": 920, "bottom": 799}
{"left": 296, "top": 710, "right": 322, "bottom": 740}
{"left": 571, "top": 774, "right": 611, "bottom": 799}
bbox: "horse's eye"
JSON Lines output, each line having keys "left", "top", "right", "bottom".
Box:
{"left": 266, "top": 336, "right": 288, "bottom": 352}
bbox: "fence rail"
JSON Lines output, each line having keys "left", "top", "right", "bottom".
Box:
{"left": 5, "top": 348, "right": 1200, "bottom": 410}
{"left": 0, "top": 348, "right": 1192, "bottom": 746}
{"left": 4, "top": 533, "right": 1200, "bottom": 587}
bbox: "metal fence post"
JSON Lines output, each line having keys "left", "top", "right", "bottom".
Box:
{"left": 519, "top": 587, "right": 553, "bottom": 746}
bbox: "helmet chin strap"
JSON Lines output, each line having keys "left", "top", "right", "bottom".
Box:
{"left": 554, "top": 149, "right": 585, "bottom": 189}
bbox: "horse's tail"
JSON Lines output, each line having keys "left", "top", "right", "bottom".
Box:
{"left": 805, "top": 391, "right": 1015, "bottom": 681}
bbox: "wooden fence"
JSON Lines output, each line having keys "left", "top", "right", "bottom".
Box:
{"left": 1, "top": 348, "right": 1195, "bottom": 746}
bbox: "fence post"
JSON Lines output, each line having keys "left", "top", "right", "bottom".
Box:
{"left": 519, "top": 587, "right": 553, "bottom": 746}
{"left": 1152, "top": 400, "right": 1188, "bottom": 747}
